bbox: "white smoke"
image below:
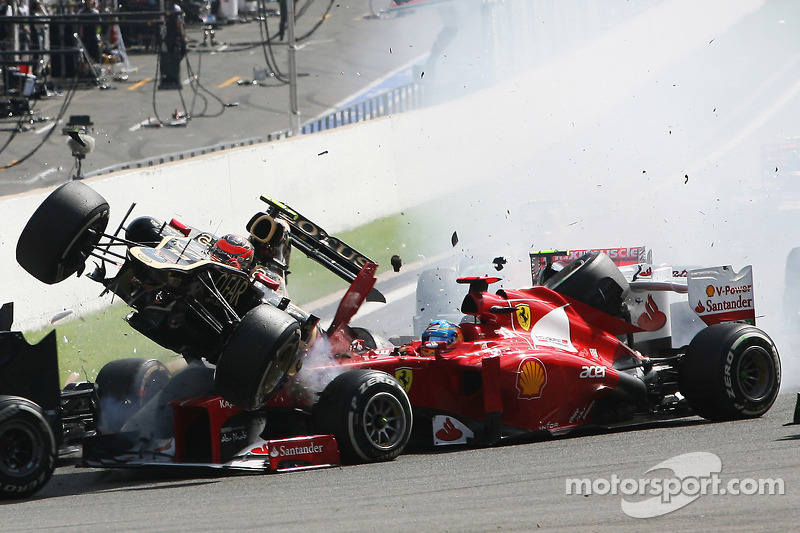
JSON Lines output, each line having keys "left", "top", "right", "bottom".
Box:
{"left": 378, "top": 0, "right": 799, "bottom": 387}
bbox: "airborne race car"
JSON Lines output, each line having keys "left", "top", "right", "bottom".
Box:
{"left": 5, "top": 182, "right": 781, "bottom": 498}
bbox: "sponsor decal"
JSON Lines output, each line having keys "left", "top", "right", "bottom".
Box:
{"left": 516, "top": 357, "right": 548, "bottom": 399}
{"left": 539, "top": 421, "right": 559, "bottom": 431}
{"left": 515, "top": 304, "right": 532, "bottom": 331}
{"left": 530, "top": 305, "right": 577, "bottom": 353}
{"left": 637, "top": 294, "right": 667, "bottom": 331}
{"left": 213, "top": 272, "right": 251, "bottom": 307}
{"left": 134, "top": 249, "right": 153, "bottom": 264}
{"left": 272, "top": 443, "right": 325, "bottom": 457}
{"left": 248, "top": 441, "right": 326, "bottom": 457}
{"left": 579, "top": 365, "right": 606, "bottom": 379}
{"left": 249, "top": 443, "right": 270, "bottom": 455}
{"left": 196, "top": 232, "right": 215, "bottom": 247}
{"left": 569, "top": 400, "right": 595, "bottom": 424}
{"left": 433, "top": 415, "right": 474, "bottom": 445}
{"left": 395, "top": 367, "right": 413, "bottom": 393}
{"left": 688, "top": 266, "right": 755, "bottom": 325}
{"left": 220, "top": 427, "right": 247, "bottom": 444}
{"left": 270, "top": 199, "right": 372, "bottom": 270}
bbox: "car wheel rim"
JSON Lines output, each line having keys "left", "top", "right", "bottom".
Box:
{"left": 254, "top": 332, "right": 300, "bottom": 407}
{"left": 58, "top": 211, "right": 108, "bottom": 279}
{"left": 736, "top": 345, "right": 774, "bottom": 402}
{"left": 362, "top": 392, "right": 406, "bottom": 451}
{"left": 0, "top": 421, "right": 46, "bottom": 478}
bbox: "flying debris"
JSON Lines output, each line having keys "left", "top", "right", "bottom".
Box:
{"left": 451, "top": 231, "right": 459, "bottom": 247}
{"left": 50, "top": 309, "right": 74, "bottom": 323}
{"left": 492, "top": 257, "right": 507, "bottom": 271}
{"left": 391, "top": 255, "right": 402, "bottom": 272}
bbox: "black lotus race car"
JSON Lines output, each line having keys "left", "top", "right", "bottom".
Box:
{"left": 6, "top": 181, "right": 403, "bottom": 499}
{"left": 15, "top": 181, "right": 383, "bottom": 412}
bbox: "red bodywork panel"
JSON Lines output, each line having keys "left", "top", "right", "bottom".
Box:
{"left": 271, "top": 283, "right": 645, "bottom": 440}
{"left": 170, "top": 395, "right": 339, "bottom": 469}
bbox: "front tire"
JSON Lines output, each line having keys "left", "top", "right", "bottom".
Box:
{"left": 313, "top": 369, "right": 412, "bottom": 464}
{"left": 679, "top": 323, "right": 781, "bottom": 421}
{"left": 0, "top": 396, "right": 56, "bottom": 500}
{"left": 95, "top": 358, "right": 172, "bottom": 433}
{"left": 214, "top": 305, "right": 302, "bottom": 410}
{"left": 16, "top": 181, "right": 109, "bottom": 285}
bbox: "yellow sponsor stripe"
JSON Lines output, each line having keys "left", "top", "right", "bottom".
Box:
{"left": 127, "top": 78, "right": 152, "bottom": 90}
{"left": 217, "top": 76, "right": 240, "bottom": 89}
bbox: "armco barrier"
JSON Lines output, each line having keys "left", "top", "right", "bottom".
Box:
{"left": 301, "top": 83, "right": 424, "bottom": 134}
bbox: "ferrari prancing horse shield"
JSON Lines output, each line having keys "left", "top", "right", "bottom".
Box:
{"left": 515, "top": 304, "right": 531, "bottom": 331}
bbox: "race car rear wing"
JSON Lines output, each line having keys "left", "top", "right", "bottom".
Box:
{"left": 530, "top": 246, "right": 650, "bottom": 284}
{"left": 257, "top": 196, "right": 385, "bottom": 303}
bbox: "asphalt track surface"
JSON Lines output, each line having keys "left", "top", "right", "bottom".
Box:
{"left": 0, "top": 0, "right": 446, "bottom": 195}
{"left": 4, "top": 394, "right": 798, "bottom": 532}
{"left": 5, "top": 1, "right": 800, "bottom": 530}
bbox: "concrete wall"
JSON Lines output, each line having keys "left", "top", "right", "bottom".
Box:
{"left": 1, "top": 94, "right": 505, "bottom": 330}
{"left": 0, "top": 0, "right": 761, "bottom": 330}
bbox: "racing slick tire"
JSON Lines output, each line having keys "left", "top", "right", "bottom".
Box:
{"left": 679, "top": 323, "right": 781, "bottom": 421}
{"left": 0, "top": 396, "right": 57, "bottom": 500}
{"left": 214, "top": 304, "right": 302, "bottom": 411}
{"left": 543, "top": 251, "right": 630, "bottom": 317}
{"left": 16, "top": 181, "right": 110, "bottom": 285}
{"left": 313, "top": 369, "right": 412, "bottom": 464}
{"left": 95, "top": 358, "right": 172, "bottom": 433}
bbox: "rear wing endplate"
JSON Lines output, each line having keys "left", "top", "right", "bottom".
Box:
{"left": 259, "top": 196, "right": 385, "bottom": 302}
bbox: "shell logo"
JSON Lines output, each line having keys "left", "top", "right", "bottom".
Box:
{"left": 705, "top": 285, "right": 715, "bottom": 297}
{"left": 516, "top": 357, "right": 547, "bottom": 399}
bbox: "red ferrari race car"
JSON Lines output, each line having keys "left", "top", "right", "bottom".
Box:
{"left": 7, "top": 183, "right": 781, "bottom": 498}
{"left": 269, "top": 246, "right": 780, "bottom": 451}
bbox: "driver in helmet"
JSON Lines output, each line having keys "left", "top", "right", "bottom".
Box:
{"left": 209, "top": 233, "right": 255, "bottom": 270}
{"left": 419, "top": 320, "right": 463, "bottom": 355}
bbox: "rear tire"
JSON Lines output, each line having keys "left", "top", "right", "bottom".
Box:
{"left": 214, "top": 305, "right": 302, "bottom": 410}
{"left": 95, "top": 358, "right": 172, "bottom": 433}
{"left": 313, "top": 369, "right": 412, "bottom": 464}
{"left": 679, "top": 323, "right": 781, "bottom": 421}
{"left": 0, "top": 396, "right": 56, "bottom": 500}
{"left": 16, "top": 181, "right": 109, "bottom": 285}
{"left": 543, "top": 251, "right": 630, "bottom": 317}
